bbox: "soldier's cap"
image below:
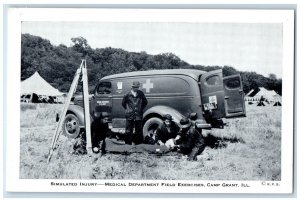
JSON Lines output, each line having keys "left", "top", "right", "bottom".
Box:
{"left": 180, "top": 117, "right": 191, "bottom": 129}
{"left": 101, "top": 112, "right": 109, "bottom": 118}
{"left": 132, "top": 81, "right": 140, "bottom": 88}
{"left": 163, "top": 114, "right": 173, "bottom": 121}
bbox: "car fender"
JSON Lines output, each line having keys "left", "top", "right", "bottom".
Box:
{"left": 67, "top": 104, "right": 94, "bottom": 128}
{"left": 143, "top": 105, "right": 184, "bottom": 124}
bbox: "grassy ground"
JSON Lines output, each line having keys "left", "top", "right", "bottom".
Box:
{"left": 20, "top": 103, "right": 281, "bottom": 180}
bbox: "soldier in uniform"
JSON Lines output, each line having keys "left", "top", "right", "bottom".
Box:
{"left": 155, "top": 114, "right": 180, "bottom": 145}
{"left": 122, "top": 81, "right": 148, "bottom": 145}
{"left": 174, "top": 117, "right": 206, "bottom": 161}
{"left": 91, "top": 112, "right": 110, "bottom": 153}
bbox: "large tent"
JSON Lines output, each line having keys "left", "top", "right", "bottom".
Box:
{"left": 245, "top": 87, "right": 280, "bottom": 102}
{"left": 21, "top": 72, "right": 64, "bottom": 103}
{"left": 21, "top": 72, "right": 63, "bottom": 96}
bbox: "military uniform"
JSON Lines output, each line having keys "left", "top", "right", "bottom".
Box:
{"left": 91, "top": 112, "right": 110, "bottom": 153}
{"left": 122, "top": 82, "right": 148, "bottom": 145}
{"left": 156, "top": 115, "right": 180, "bottom": 144}
{"left": 175, "top": 117, "right": 206, "bottom": 161}
{"left": 144, "top": 114, "right": 179, "bottom": 145}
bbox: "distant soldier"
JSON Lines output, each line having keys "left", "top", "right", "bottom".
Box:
{"left": 174, "top": 117, "right": 206, "bottom": 161}
{"left": 122, "top": 81, "right": 148, "bottom": 145}
{"left": 155, "top": 114, "right": 180, "bottom": 145}
{"left": 91, "top": 112, "right": 110, "bottom": 153}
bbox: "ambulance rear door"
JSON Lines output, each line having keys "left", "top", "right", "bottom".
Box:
{"left": 223, "top": 74, "right": 246, "bottom": 118}
{"left": 199, "top": 69, "right": 226, "bottom": 119}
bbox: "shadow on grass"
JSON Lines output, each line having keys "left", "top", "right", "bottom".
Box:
{"left": 205, "top": 133, "right": 245, "bottom": 149}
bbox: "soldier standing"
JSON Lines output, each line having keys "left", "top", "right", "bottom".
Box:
{"left": 174, "top": 117, "right": 206, "bottom": 161}
{"left": 122, "top": 81, "right": 148, "bottom": 145}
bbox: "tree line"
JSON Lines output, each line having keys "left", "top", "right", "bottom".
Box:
{"left": 21, "top": 34, "right": 282, "bottom": 95}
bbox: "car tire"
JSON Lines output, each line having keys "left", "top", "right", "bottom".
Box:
{"left": 63, "top": 113, "right": 81, "bottom": 139}
{"left": 143, "top": 117, "right": 163, "bottom": 139}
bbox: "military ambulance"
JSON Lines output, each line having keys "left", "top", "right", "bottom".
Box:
{"left": 63, "top": 69, "right": 246, "bottom": 139}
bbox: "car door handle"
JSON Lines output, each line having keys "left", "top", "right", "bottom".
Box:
{"left": 108, "top": 95, "right": 113, "bottom": 98}
{"left": 224, "top": 96, "right": 229, "bottom": 99}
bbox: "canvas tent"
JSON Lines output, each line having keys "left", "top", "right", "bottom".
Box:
{"left": 257, "top": 101, "right": 266, "bottom": 106}
{"left": 21, "top": 72, "right": 63, "bottom": 103}
{"left": 21, "top": 72, "right": 62, "bottom": 96}
{"left": 273, "top": 101, "right": 282, "bottom": 106}
{"left": 245, "top": 87, "right": 280, "bottom": 102}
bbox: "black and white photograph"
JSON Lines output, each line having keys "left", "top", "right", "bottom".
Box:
{"left": 4, "top": 8, "right": 294, "bottom": 194}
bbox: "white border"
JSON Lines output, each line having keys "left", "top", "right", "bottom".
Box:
{"left": 5, "top": 8, "right": 294, "bottom": 194}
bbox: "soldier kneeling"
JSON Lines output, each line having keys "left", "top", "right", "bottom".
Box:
{"left": 174, "top": 117, "right": 206, "bottom": 161}
{"left": 144, "top": 114, "right": 179, "bottom": 145}
{"left": 91, "top": 112, "right": 110, "bottom": 154}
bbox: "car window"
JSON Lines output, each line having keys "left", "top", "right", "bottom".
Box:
{"left": 225, "top": 78, "right": 241, "bottom": 89}
{"left": 206, "top": 75, "right": 222, "bottom": 86}
{"left": 97, "top": 81, "right": 112, "bottom": 94}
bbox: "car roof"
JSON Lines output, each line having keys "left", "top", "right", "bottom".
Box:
{"left": 102, "top": 69, "right": 207, "bottom": 81}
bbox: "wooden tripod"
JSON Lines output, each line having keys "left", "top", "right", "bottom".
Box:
{"left": 47, "top": 60, "right": 92, "bottom": 163}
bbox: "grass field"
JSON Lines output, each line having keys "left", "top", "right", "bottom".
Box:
{"left": 20, "top": 103, "right": 281, "bottom": 180}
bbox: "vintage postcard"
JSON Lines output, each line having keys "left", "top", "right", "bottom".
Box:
{"left": 4, "top": 8, "right": 294, "bottom": 194}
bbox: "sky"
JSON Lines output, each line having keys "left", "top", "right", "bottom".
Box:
{"left": 21, "top": 22, "right": 283, "bottom": 78}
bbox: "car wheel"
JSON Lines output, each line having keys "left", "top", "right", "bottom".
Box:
{"left": 63, "top": 113, "right": 80, "bottom": 139}
{"left": 143, "top": 117, "right": 163, "bottom": 139}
